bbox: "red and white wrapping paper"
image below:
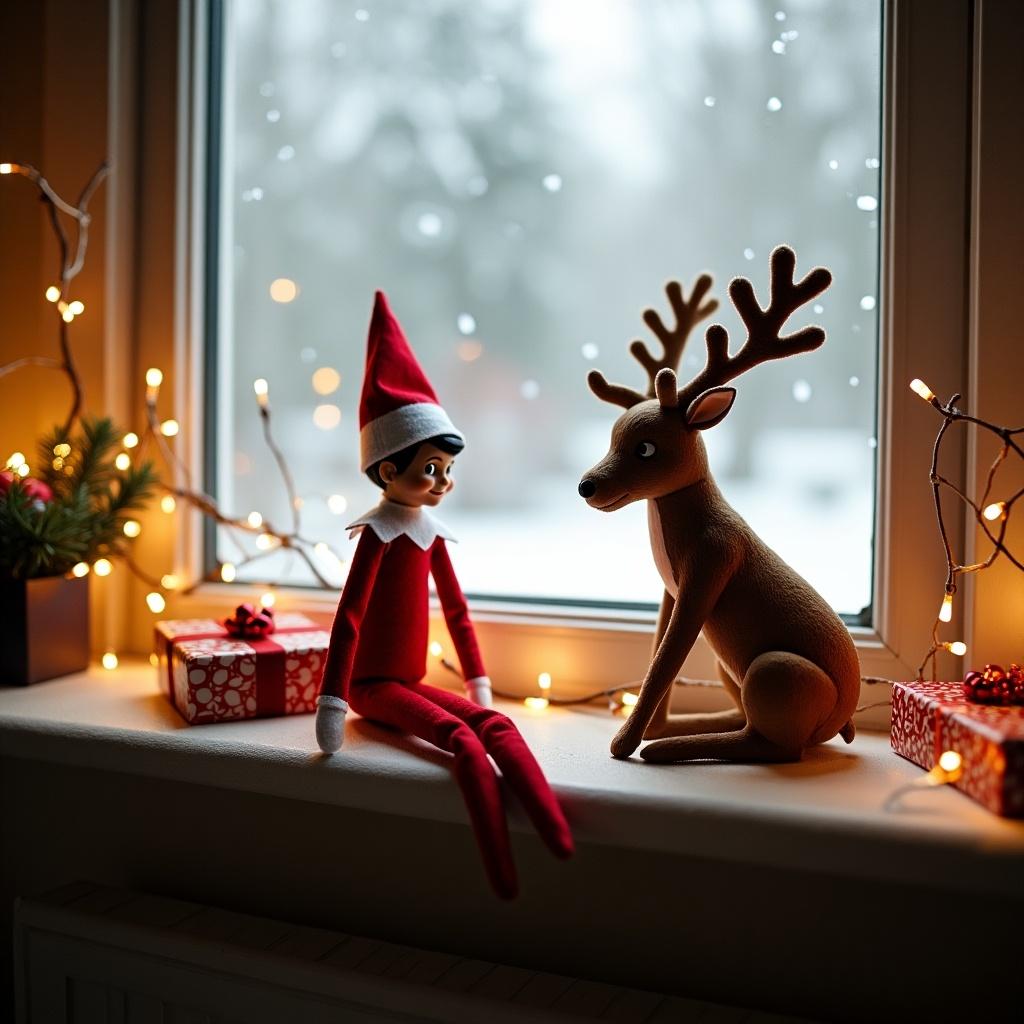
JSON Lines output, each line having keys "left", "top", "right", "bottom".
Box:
{"left": 891, "top": 679, "right": 1024, "bottom": 817}
{"left": 155, "top": 615, "right": 329, "bottom": 725}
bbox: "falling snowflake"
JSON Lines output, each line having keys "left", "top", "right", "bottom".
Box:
{"left": 781, "top": 30, "right": 799, "bottom": 41}
{"left": 828, "top": 159, "right": 839, "bottom": 170}
{"left": 241, "top": 187, "right": 264, "bottom": 202}
{"left": 259, "top": 82, "right": 275, "bottom": 98}
{"left": 792, "top": 379, "right": 812, "bottom": 403}
{"left": 277, "top": 145, "right": 295, "bottom": 162}
{"left": 860, "top": 296, "right": 876, "bottom": 311}
{"left": 865, "top": 157, "right": 880, "bottom": 169}
{"left": 868, "top": 437, "right": 878, "bottom": 449}
{"left": 457, "top": 313, "right": 477, "bottom": 335}
{"left": 856, "top": 195, "right": 878, "bottom": 211}
{"left": 542, "top": 173, "right": 563, "bottom": 192}
{"left": 767, "top": 97, "right": 783, "bottom": 112}
{"left": 418, "top": 212, "right": 443, "bottom": 237}
{"left": 704, "top": 96, "right": 716, "bottom": 107}
{"left": 743, "top": 248, "right": 755, "bottom": 261}
{"left": 813, "top": 303, "right": 824, "bottom": 314}
{"left": 354, "top": 8, "right": 369, "bottom": 21}
{"left": 772, "top": 41, "right": 786, "bottom": 54}
{"left": 849, "top": 376, "right": 860, "bottom": 387}
{"left": 266, "top": 109, "right": 280, "bottom": 123}
{"left": 581, "top": 343, "right": 599, "bottom": 360}
{"left": 775, "top": 10, "right": 786, "bottom": 21}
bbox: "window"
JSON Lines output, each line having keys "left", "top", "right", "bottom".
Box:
{"left": 208, "top": 0, "right": 882, "bottom": 619}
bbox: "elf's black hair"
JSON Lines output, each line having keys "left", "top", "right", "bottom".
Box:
{"left": 366, "top": 434, "right": 465, "bottom": 489}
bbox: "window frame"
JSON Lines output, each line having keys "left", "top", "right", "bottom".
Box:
{"left": 140, "top": 0, "right": 976, "bottom": 726}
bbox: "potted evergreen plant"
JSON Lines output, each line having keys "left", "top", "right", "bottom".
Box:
{"left": 0, "top": 417, "right": 156, "bottom": 685}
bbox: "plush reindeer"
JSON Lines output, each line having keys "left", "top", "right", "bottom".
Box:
{"left": 579, "top": 246, "right": 860, "bottom": 763}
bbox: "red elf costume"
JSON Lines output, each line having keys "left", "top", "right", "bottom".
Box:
{"left": 315, "top": 291, "right": 573, "bottom": 899}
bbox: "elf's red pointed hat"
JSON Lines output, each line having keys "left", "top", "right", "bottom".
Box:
{"left": 359, "top": 290, "right": 463, "bottom": 472}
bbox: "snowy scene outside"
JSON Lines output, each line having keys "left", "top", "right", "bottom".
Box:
{"left": 214, "top": 0, "right": 881, "bottom": 617}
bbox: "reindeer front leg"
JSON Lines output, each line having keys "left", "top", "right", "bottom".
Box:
{"left": 611, "top": 566, "right": 728, "bottom": 759}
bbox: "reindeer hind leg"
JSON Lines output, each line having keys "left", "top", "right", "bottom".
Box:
{"left": 640, "top": 727, "right": 800, "bottom": 764}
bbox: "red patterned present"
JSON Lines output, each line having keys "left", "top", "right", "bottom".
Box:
{"left": 154, "top": 613, "right": 330, "bottom": 725}
{"left": 891, "top": 679, "right": 1024, "bottom": 817}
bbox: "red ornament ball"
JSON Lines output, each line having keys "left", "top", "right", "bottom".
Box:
{"left": 963, "top": 663, "right": 1024, "bottom": 706}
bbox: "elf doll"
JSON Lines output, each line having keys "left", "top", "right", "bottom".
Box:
{"left": 315, "top": 291, "right": 574, "bottom": 899}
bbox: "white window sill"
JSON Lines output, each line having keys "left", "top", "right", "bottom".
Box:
{"left": 1, "top": 662, "right": 1020, "bottom": 899}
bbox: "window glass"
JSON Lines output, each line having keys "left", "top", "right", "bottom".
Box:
{"left": 214, "top": 0, "right": 881, "bottom": 615}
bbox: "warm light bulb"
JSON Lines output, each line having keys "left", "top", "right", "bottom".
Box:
{"left": 68, "top": 300, "right": 85, "bottom": 315}
{"left": 122, "top": 432, "right": 139, "bottom": 449}
{"left": 429, "top": 641, "right": 443, "bottom": 658}
{"left": 15, "top": 463, "right": 29, "bottom": 477}
{"left": 93, "top": 558, "right": 113, "bottom": 577}
{"left": 161, "top": 573, "right": 180, "bottom": 590}
{"left": 255, "top": 532, "right": 277, "bottom": 551}
{"left": 61, "top": 309, "right": 75, "bottom": 323}
{"left": 524, "top": 697, "right": 550, "bottom": 711}
{"left": 101, "top": 651, "right": 119, "bottom": 670}
{"left": 122, "top": 520, "right": 141, "bottom": 538}
{"left": 220, "top": 562, "right": 236, "bottom": 583}
{"left": 938, "top": 750, "right": 962, "bottom": 774}
{"left": 327, "top": 494, "right": 348, "bottom": 515}
{"left": 114, "top": 452, "right": 131, "bottom": 471}
{"left": 269, "top": 278, "right": 298, "bottom": 303}
{"left": 53, "top": 443, "right": 71, "bottom": 458}
{"left": 621, "top": 691, "right": 639, "bottom": 707}
{"left": 0, "top": 163, "right": 17, "bottom": 174}
{"left": 45, "top": 285, "right": 61, "bottom": 302}
{"left": 160, "top": 494, "right": 177, "bottom": 514}
{"left": 146, "top": 591, "right": 166, "bottom": 613}
{"left": 6, "top": 451, "right": 26, "bottom": 469}
{"left": 160, "top": 419, "right": 179, "bottom": 437}
{"left": 253, "top": 379, "right": 269, "bottom": 408}
{"left": 939, "top": 593, "right": 953, "bottom": 623}
{"left": 946, "top": 641, "right": 968, "bottom": 657}
{"left": 149, "top": 652, "right": 159, "bottom": 668}
{"left": 146, "top": 367, "right": 163, "bottom": 388}
{"left": 71, "top": 562, "right": 90, "bottom": 578}
{"left": 909, "top": 378, "right": 936, "bottom": 402}
{"left": 247, "top": 511, "right": 263, "bottom": 529}
{"left": 311, "top": 366, "right": 341, "bottom": 395}
{"left": 537, "top": 672, "right": 552, "bottom": 691}
{"left": 260, "top": 591, "right": 276, "bottom": 608}
{"left": 983, "top": 502, "right": 1006, "bottom": 522}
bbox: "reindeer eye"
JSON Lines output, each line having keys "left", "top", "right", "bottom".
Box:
{"left": 635, "top": 442, "right": 656, "bottom": 459}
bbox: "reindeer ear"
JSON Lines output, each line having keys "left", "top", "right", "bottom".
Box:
{"left": 685, "top": 386, "right": 736, "bottom": 430}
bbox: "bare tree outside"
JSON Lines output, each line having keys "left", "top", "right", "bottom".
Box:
{"left": 216, "top": 0, "right": 881, "bottom": 615}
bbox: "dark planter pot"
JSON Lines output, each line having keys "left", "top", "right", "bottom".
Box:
{"left": 0, "top": 574, "right": 90, "bottom": 685}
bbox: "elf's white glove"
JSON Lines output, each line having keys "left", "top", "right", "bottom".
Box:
{"left": 465, "top": 676, "right": 493, "bottom": 708}
{"left": 315, "top": 695, "right": 349, "bottom": 753}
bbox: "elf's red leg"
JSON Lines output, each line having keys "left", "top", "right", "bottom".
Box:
{"left": 349, "top": 679, "right": 518, "bottom": 899}
{"left": 409, "top": 682, "right": 575, "bottom": 861}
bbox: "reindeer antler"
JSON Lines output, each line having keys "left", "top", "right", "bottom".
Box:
{"left": 588, "top": 272, "right": 718, "bottom": 410}
{"left": 677, "top": 246, "right": 832, "bottom": 409}
{"left": 630, "top": 274, "right": 718, "bottom": 397}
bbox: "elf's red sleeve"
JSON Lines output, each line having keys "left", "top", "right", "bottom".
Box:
{"left": 430, "top": 540, "right": 487, "bottom": 681}
{"left": 319, "top": 529, "right": 385, "bottom": 701}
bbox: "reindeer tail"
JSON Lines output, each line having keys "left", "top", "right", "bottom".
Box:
{"left": 839, "top": 720, "right": 856, "bottom": 744}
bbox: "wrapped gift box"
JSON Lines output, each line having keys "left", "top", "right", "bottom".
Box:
{"left": 155, "top": 615, "right": 330, "bottom": 725}
{"left": 891, "top": 679, "right": 1024, "bottom": 817}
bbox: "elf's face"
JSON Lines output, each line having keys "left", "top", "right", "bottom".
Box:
{"left": 381, "top": 443, "right": 456, "bottom": 508}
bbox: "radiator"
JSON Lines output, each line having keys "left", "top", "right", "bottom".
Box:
{"left": 13, "top": 882, "right": 801, "bottom": 1023}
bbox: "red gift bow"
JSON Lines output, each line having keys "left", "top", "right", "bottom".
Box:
{"left": 222, "top": 602, "right": 276, "bottom": 638}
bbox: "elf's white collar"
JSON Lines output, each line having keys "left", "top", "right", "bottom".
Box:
{"left": 348, "top": 498, "right": 458, "bottom": 550}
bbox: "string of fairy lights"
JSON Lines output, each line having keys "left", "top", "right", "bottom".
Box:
{"left": 1, "top": 158, "right": 348, "bottom": 673}
{"left": 908, "top": 378, "right": 1023, "bottom": 681}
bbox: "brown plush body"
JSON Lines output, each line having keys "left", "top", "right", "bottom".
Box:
{"left": 579, "top": 247, "right": 860, "bottom": 763}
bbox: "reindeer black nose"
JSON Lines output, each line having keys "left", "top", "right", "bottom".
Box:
{"left": 578, "top": 478, "right": 597, "bottom": 499}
